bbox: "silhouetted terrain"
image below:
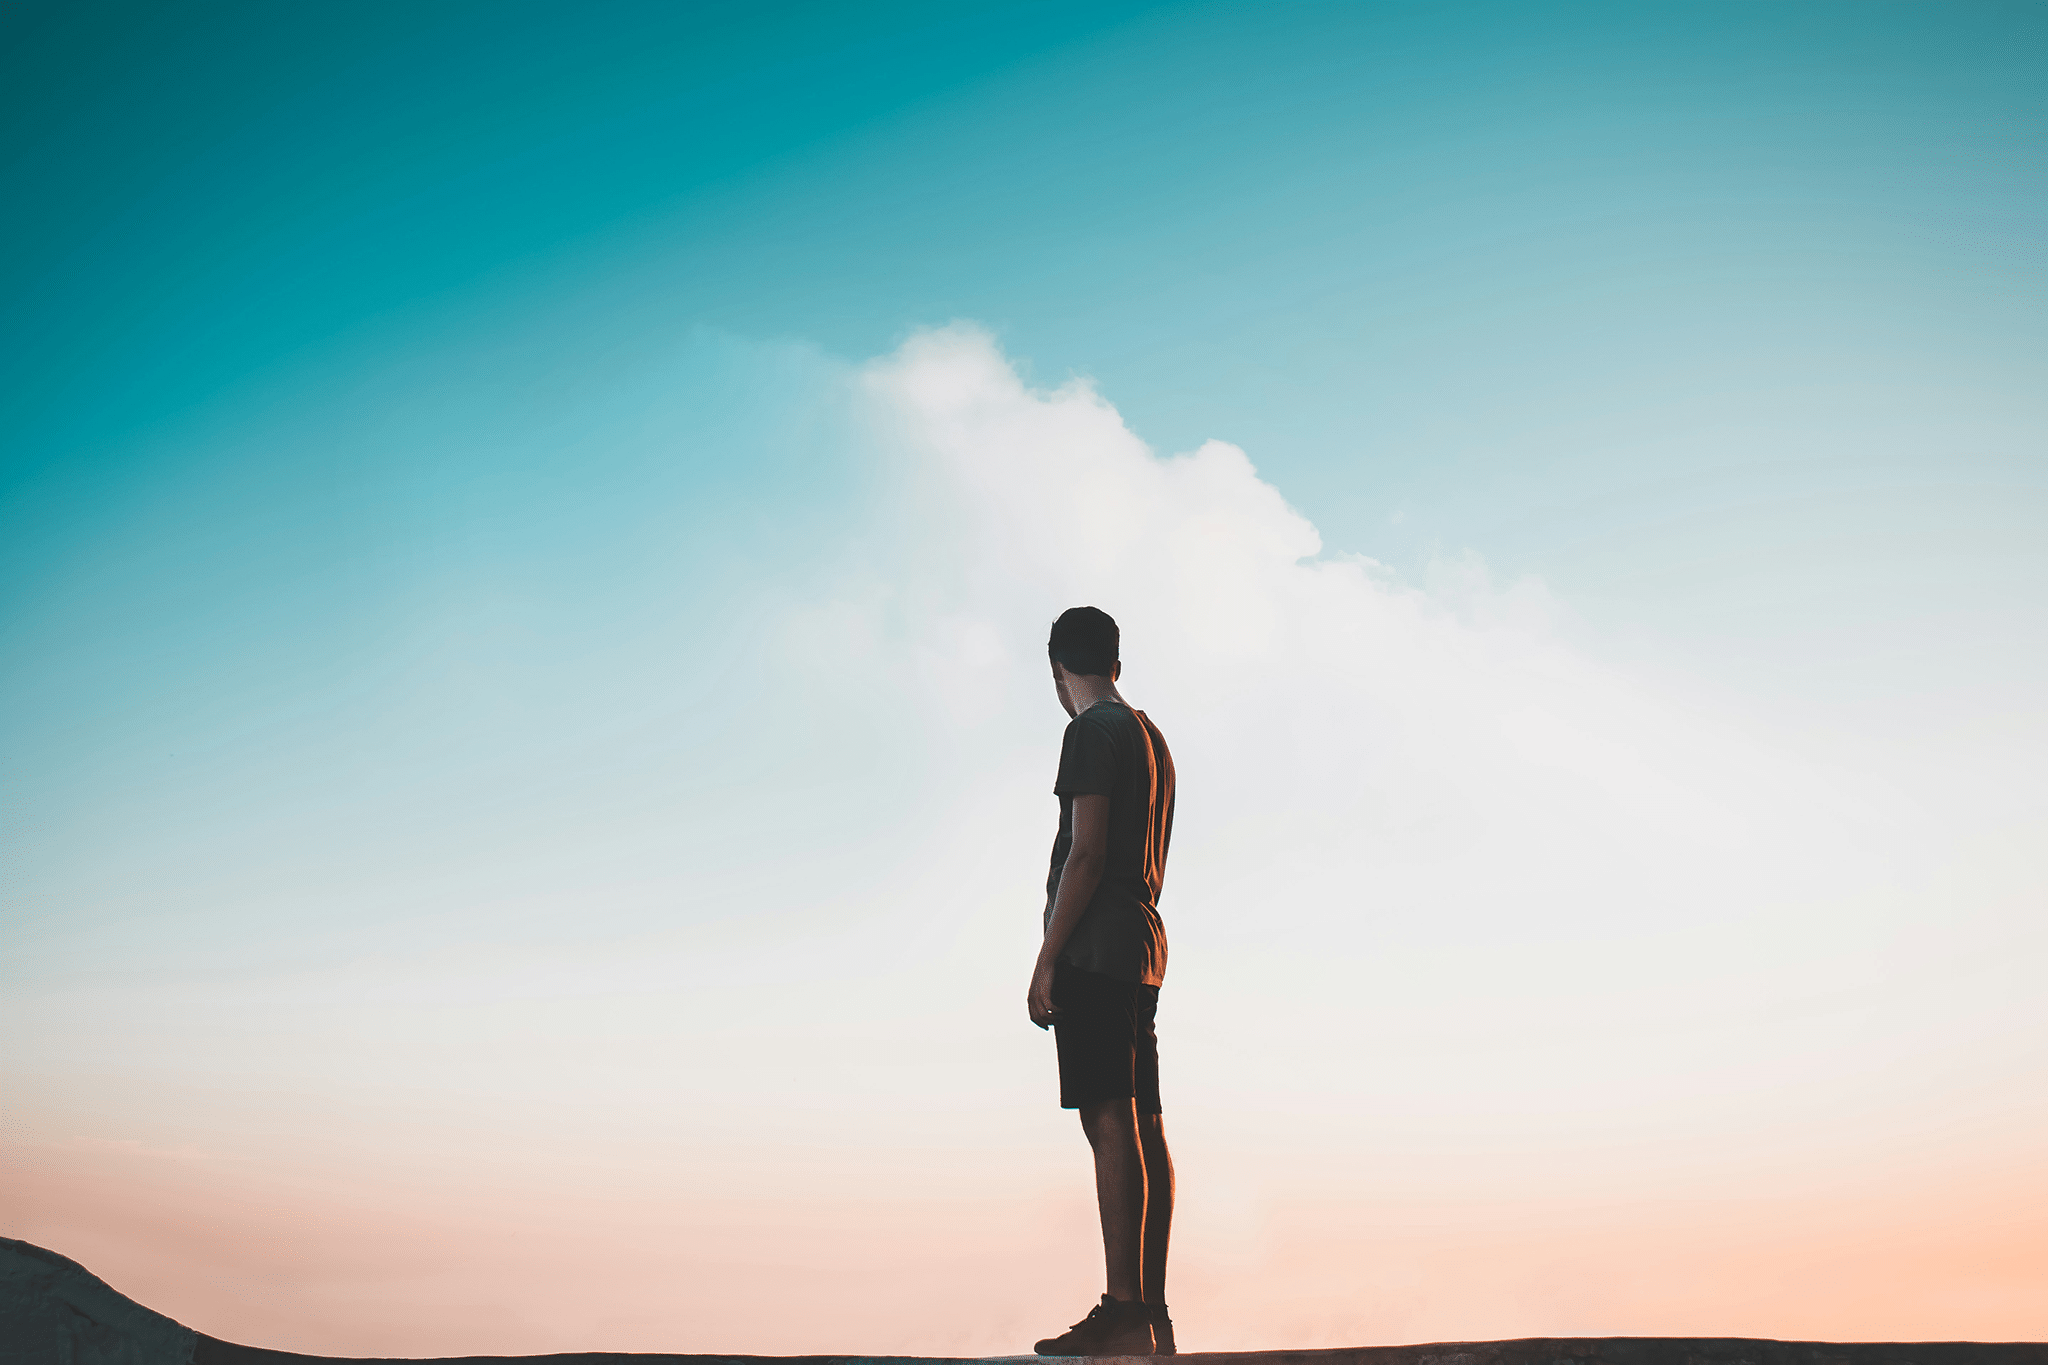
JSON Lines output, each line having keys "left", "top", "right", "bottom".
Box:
{"left": 7, "top": 1237, "right": 2043, "bottom": 1365}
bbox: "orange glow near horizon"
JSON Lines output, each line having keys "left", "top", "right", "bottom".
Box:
{"left": 10, "top": 1125, "right": 2045, "bottom": 1357}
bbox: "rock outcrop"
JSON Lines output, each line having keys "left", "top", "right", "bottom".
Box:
{"left": 0, "top": 1238, "right": 196, "bottom": 1365}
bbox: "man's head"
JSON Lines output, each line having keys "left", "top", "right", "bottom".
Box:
{"left": 1049, "top": 606, "right": 1120, "bottom": 681}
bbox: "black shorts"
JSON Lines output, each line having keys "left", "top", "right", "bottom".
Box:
{"left": 1052, "top": 960, "right": 1162, "bottom": 1114}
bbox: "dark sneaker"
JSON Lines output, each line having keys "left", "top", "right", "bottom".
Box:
{"left": 1034, "top": 1294, "right": 1156, "bottom": 1356}
{"left": 1148, "top": 1304, "right": 1176, "bottom": 1355}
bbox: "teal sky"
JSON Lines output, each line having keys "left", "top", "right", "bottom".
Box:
{"left": 8, "top": 1, "right": 2044, "bottom": 707}
{"left": 4, "top": 2, "right": 2046, "bottom": 1354}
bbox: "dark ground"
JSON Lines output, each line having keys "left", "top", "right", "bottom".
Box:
{"left": 191, "top": 1337, "right": 2048, "bottom": 1365}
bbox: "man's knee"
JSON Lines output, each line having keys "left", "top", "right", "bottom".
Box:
{"left": 1078, "top": 1096, "right": 1140, "bottom": 1142}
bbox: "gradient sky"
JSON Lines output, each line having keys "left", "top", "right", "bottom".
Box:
{"left": 3, "top": 2, "right": 2045, "bottom": 1356}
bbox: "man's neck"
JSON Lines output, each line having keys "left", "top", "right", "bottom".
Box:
{"left": 1066, "top": 676, "right": 1126, "bottom": 716}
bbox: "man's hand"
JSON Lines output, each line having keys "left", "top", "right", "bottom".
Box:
{"left": 1028, "top": 958, "right": 1062, "bottom": 1029}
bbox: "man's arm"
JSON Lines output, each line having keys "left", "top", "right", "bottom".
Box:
{"left": 1029, "top": 792, "right": 1109, "bottom": 1028}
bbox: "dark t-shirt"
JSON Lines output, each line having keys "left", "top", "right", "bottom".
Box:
{"left": 1044, "top": 699, "right": 1176, "bottom": 986}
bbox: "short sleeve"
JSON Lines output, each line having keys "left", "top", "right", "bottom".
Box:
{"left": 1054, "top": 716, "right": 1117, "bottom": 795}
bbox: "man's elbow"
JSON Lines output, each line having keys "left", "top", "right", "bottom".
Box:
{"left": 1066, "top": 843, "right": 1107, "bottom": 875}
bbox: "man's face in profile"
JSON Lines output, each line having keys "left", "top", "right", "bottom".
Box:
{"left": 1051, "top": 660, "right": 1077, "bottom": 719}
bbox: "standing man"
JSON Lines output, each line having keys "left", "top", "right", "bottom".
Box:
{"left": 1028, "top": 606, "right": 1178, "bottom": 1357}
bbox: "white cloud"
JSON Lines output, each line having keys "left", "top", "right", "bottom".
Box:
{"left": 848, "top": 325, "right": 1853, "bottom": 949}
{"left": 763, "top": 323, "right": 2048, "bottom": 1186}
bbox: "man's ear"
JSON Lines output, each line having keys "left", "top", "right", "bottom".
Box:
{"left": 1112, "top": 661, "right": 1122, "bottom": 681}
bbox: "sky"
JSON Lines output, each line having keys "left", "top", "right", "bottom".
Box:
{"left": 2, "top": 0, "right": 2045, "bottom": 1356}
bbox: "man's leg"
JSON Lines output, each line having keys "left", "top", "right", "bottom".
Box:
{"left": 1137, "top": 1112, "right": 1173, "bottom": 1306}
{"left": 1035, "top": 968, "right": 1160, "bottom": 1356}
{"left": 1078, "top": 1097, "right": 1146, "bottom": 1304}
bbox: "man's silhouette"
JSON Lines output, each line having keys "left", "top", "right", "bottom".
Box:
{"left": 1028, "top": 606, "right": 1178, "bottom": 1357}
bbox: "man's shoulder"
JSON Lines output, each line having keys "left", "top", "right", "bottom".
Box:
{"left": 1076, "top": 701, "right": 1171, "bottom": 752}
{"left": 1075, "top": 701, "right": 1142, "bottom": 734}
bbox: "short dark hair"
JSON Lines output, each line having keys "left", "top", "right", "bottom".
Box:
{"left": 1048, "top": 606, "right": 1119, "bottom": 678}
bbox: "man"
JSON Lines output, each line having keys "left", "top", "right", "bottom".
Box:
{"left": 1028, "top": 606, "right": 1178, "bottom": 1357}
